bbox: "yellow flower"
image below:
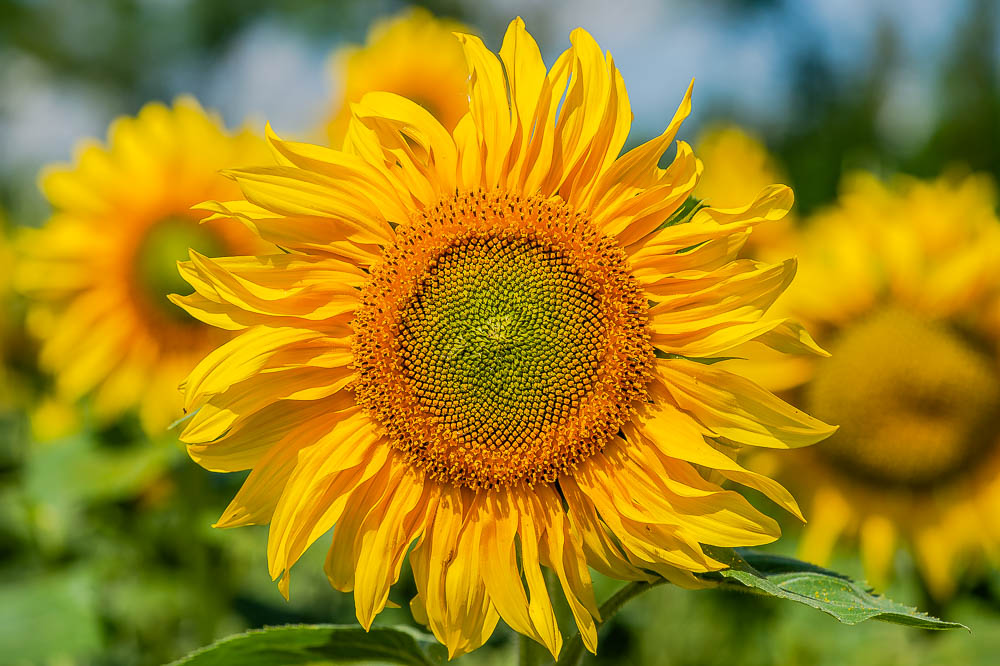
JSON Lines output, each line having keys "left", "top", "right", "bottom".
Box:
{"left": 756, "top": 171, "right": 1000, "bottom": 599}
{"left": 178, "top": 19, "right": 833, "bottom": 658}
{"left": 29, "top": 396, "right": 82, "bottom": 442}
{"left": 18, "top": 97, "right": 270, "bottom": 434}
{"left": 325, "top": 8, "right": 471, "bottom": 146}
{"left": 0, "top": 215, "right": 19, "bottom": 408}
{"left": 0, "top": 212, "right": 11, "bottom": 298}
{"left": 694, "top": 125, "right": 795, "bottom": 257}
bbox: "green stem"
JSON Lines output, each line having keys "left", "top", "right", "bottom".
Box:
{"left": 555, "top": 579, "right": 668, "bottom": 666}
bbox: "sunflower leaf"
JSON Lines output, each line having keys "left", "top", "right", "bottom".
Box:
{"left": 169, "top": 624, "right": 447, "bottom": 666}
{"left": 702, "top": 548, "right": 968, "bottom": 631}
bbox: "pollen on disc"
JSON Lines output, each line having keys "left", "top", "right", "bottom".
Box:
{"left": 353, "top": 191, "right": 653, "bottom": 490}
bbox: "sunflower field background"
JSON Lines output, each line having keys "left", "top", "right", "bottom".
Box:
{"left": 2, "top": 1, "right": 1000, "bottom": 664}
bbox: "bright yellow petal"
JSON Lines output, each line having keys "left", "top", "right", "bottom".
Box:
{"left": 653, "top": 358, "right": 837, "bottom": 449}
{"left": 626, "top": 403, "right": 804, "bottom": 520}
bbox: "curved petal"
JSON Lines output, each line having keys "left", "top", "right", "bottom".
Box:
{"left": 352, "top": 92, "right": 459, "bottom": 197}
{"left": 455, "top": 32, "right": 515, "bottom": 189}
{"left": 625, "top": 403, "right": 803, "bottom": 520}
{"left": 267, "top": 414, "right": 388, "bottom": 597}
{"left": 653, "top": 358, "right": 837, "bottom": 449}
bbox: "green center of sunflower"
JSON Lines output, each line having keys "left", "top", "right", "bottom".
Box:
{"left": 135, "top": 216, "right": 224, "bottom": 322}
{"left": 353, "top": 191, "right": 653, "bottom": 490}
{"left": 399, "top": 234, "right": 604, "bottom": 447}
{"left": 807, "top": 307, "right": 1000, "bottom": 487}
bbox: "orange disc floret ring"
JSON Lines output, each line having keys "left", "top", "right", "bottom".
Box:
{"left": 352, "top": 190, "right": 653, "bottom": 490}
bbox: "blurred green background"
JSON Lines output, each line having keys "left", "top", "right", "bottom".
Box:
{"left": 1, "top": 0, "right": 999, "bottom": 664}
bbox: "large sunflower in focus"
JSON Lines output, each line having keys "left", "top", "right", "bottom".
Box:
{"left": 178, "top": 19, "right": 833, "bottom": 658}
{"left": 755, "top": 172, "right": 1000, "bottom": 599}
{"left": 325, "top": 8, "right": 471, "bottom": 146}
{"left": 18, "top": 98, "right": 269, "bottom": 433}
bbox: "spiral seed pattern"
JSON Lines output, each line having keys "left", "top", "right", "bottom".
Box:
{"left": 353, "top": 191, "right": 653, "bottom": 489}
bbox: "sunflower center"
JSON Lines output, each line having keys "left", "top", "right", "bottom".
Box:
{"left": 353, "top": 191, "right": 653, "bottom": 490}
{"left": 135, "top": 215, "right": 224, "bottom": 323}
{"left": 399, "top": 233, "right": 604, "bottom": 441}
{"left": 807, "top": 308, "right": 1000, "bottom": 487}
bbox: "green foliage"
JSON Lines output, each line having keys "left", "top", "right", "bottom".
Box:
{"left": 704, "top": 549, "right": 967, "bottom": 631}
{"left": 176, "top": 550, "right": 966, "bottom": 666}
{"left": 24, "top": 430, "right": 181, "bottom": 505}
{"left": 171, "top": 624, "right": 448, "bottom": 666}
{"left": 0, "top": 569, "right": 102, "bottom": 664}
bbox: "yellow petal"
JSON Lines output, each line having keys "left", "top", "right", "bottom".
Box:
{"left": 351, "top": 92, "right": 458, "bottom": 197}
{"left": 498, "top": 17, "right": 546, "bottom": 188}
{"left": 267, "top": 417, "right": 387, "bottom": 590}
{"left": 455, "top": 30, "right": 515, "bottom": 189}
{"left": 224, "top": 166, "right": 394, "bottom": 245}
{"left": 627, "top": 404, "right": 804, "bottom": 521}
{"left": 653, "top": 358, "right": 837, "bottom": 449}
{"left": 214, "top": 407, "right": 350, "bottom": 528}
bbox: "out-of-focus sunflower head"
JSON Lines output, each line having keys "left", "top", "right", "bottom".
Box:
{"left": 694, "top": 125, "right": 795, "bottom": 259}
{"left": 176, "top": 17, "right": 836, "bottom": 659}
{"left": 0, "top": 209, "right": 44, "bottom": 413}
{"left": 755, "top": 170, "right": 1000, "bottom": 599}
{"left": 16, "top": 97, "right": 271, "bottom": 436}
{"left": 324, "top": 7, "right": 472, "bottom": 146}
{"left": 0, "top": 211, "right": 11, "bottom": 298}
{"left": 0, "top": 213, "right": 17, "bottom": 407}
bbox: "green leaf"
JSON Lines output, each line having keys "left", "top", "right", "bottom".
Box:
{"left": 171, "top": 624, "right": 447, "bottom": 666}
{"left": 703, "top": 548, "right": 968, "bottom": 631}
{"left": 24, "top": 431, "right": 180, "bottom": 504}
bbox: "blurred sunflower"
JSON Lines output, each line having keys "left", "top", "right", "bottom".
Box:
{"left": 18, "top": 98, "right": 270, "bottom": 434}
{"left": 324, "top": 8, "right": 471, "bottom": 145}
{"left": 0, "top": 214, "right": 19, "bottom": 408}
{"left": 694, "top": 125, "right": 794, "bottom": 257}
{"left": 756, "top": 171, "right": 1000, "bottom": 599}
{"left": 177, "top": 19, "right": 833, "bottom": 658}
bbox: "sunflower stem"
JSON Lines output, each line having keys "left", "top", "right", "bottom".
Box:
{"left": 555, "top": 578, "right": 669, "bottom": 666}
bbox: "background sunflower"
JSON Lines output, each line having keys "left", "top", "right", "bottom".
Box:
{"left": 17, "top": 98, "right": 271, "bottom": 434}
{"left": 752, "top": 172, "right": 1000, "bottom": 601}
{"left": 323, "top": 8, "right": 472, "bottom": 146}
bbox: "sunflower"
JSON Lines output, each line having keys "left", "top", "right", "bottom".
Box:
{"left": 177, "top": 19, "right": 834, "bottom": 658}
{"left": 0, "top": 213, "right": 19, "bottom": 408}
{"left": 694, "top": 125, "right": 795, "bottom": 257}
{"left": 752, "top": 171, "right": 1000, "bottom": 599}
{"left": 324, "top": 8, "right": 471, "bottom": 146}
{"left": 18, "top": 97, "right": 270, "bottom": 434}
